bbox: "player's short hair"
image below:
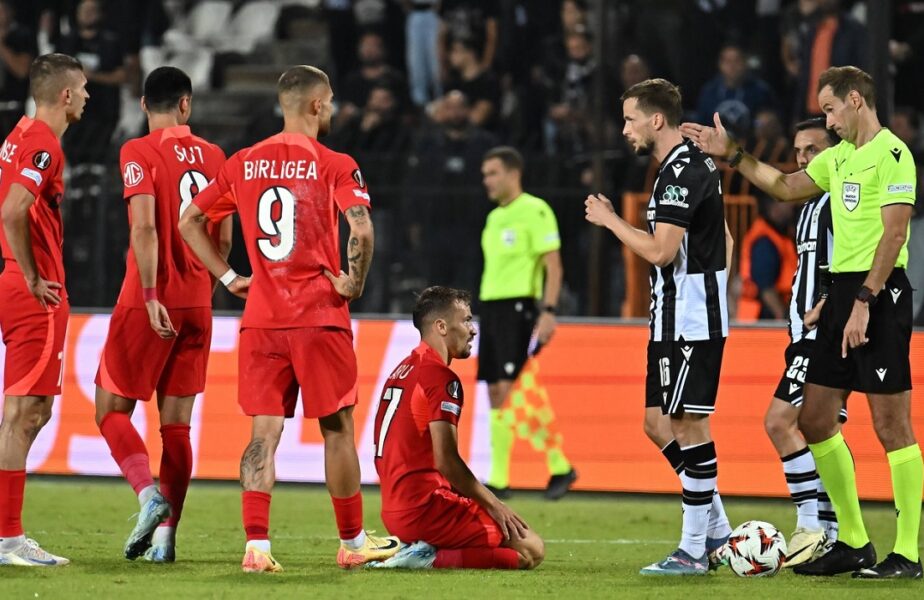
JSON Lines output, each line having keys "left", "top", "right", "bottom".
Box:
{"left": 412, "top": 286, "right": 472, "bottom": 332}
{"left": 795, "top": 117, "right": 839, "bottom": 146}
{"left": 278, "top": 65, "right": 330, "bottom": 99}
{"left": 143, "top": 66, "right": 192, "bottom": 113}
{"left": 817, "top": 66, "right": 875, "bottom": 108}
{"left": 483, "top": 146, "right": 523, "bottom": 173}
{"left": 620, "top": 78, "right": 683, "bottom": 127}
{"left": 29, "top": 53, "right": 84, "bottom": 105}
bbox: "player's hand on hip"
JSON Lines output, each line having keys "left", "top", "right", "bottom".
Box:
{"left": 145, "top": 299, "right": 177, "bottom": 339}
{"left": 324, "top": 269, "right": 360, "bottom": 300}
{"left": 584, "top": 194, "right": 615, "bottom": 227}
{"left": 27, "top": 277, "right": 62, "bottom": 310}
{"left": 227, "top": 275, "right": 252, "bottom": 299}
{"left": 679, "top": 113, "right": 734, "bottom": 158}
{"left": 536, "top": 311, "right": 557, "bottom": 345}
{"left": 841, "top": 301, "right": 870, "bottom": 358}
{"left": 488, "top": 502, "right": 529, "bottom": 541}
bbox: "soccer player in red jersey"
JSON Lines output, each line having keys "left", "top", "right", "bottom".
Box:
{"left": 370, "top": 286, "right": 544, "bottom": 570}
{"left": 93, "top": 67, "right": 231, "bottom": 563}
{"left": 0, "top": 54, "right": 88, "bottom": 567}
{"left": 179, "top": 65, "right": 398, "bottom": 572}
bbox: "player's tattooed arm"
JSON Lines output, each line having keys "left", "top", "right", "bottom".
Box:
{"left": 326, "top": 205, "right": 374, "bottom": 300}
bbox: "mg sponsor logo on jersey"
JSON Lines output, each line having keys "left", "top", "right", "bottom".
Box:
{"left": 842, "top": 182, "right": 860, "bottom": 211}
{"left": 123, "top": 161, "right": 144, "bottom": 187}
{"left": 660, "top": 185, "right": 689, "bottom": 208}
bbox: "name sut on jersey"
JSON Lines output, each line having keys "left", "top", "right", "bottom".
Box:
{"left": 244, "top": 159, "right": 318, "bottom": 181}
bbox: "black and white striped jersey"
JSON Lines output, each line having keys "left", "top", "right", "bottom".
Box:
{"left": 788, "top": 194, "right": 833, "bottom": 343}
{"left": 646, "top": 141, "right": 729, "bottom": 342}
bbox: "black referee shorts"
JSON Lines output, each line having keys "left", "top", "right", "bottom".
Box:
{"left": 477, "top": 298, "right": 537, "bottom": 383}
{"left": 645, "top": 337, "right": 725, "bottom": 415}
{"left": 805, "top": 269, "right": 913, "bottom": 394}
{"left": 775, "top": 339, "right": 848, "bottom": 422}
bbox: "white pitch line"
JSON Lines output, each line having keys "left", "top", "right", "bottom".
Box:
{"left": 545, "top": 539, "right": 674, "bottom": 545}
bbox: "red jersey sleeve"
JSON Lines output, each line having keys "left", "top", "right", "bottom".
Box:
{"left": 119, "top": 140, "right": 156, "bottom": 201}
{"left": 193, "top": 153, "right": 237, "bottom": 222}
{"left": 11, "top": 137, "right": 61, "bottom": 199}
{"left": 330, "top": 152, "right": 372, "bottom": 213}
{"left": 421, "top": 367, "right": 464, "bottom": 426}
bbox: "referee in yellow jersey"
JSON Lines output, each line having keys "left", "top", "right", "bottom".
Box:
{"left": 478, "top": 146, "right": 576, "bottom": 500}
{"left": 682, "top": 66, "right": 922, "bottom": 579}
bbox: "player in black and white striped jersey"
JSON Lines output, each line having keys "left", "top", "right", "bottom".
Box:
{"left": 764, "top": 118, "right": 846, "bottom": 567}
{"left": 585, "top": 78, "right": 733, "bottom": 576}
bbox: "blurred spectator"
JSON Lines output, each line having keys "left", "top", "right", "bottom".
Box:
{"left": 332, "top": 84, "right": 410, "bottom": 154}
{"left": 405, "top": 90, "right": 497, "bottom": 295}
{"left": 737, "top": 201, "right": 798, "bottom": 320}
{"left": 496, "top": 0, "right": 559, "bottom": 86}
{"left": 438, "top": 0, "right": 499, "bottom": 74}
{"left": 793, "top": 0, "right": 868, "bottom": 119}
{"left": 325, "top": 0, "right": 358, "bottom": 86}
{"left": 443, "top": 37, "right": 500, "bottom": 130}
{"left": 404, "top": 0, "right": 441, "bottom": 107}
{"left": 619, "top": 53, "right": 650, "bottom": 93}
{"left": 57, "top": 0, "right": 126, "bottom": 164}
{"left": 0, "top": 0, "right": 36, "bottom": 138}
{"left": 338, "top": 31, "right": 407, "bottom": 124}
{"left": 891, "top": 106, "right": 924, "bottom": 161}
{"left": 542, "top": 28, "right": 615, "bottom": 159}
{"left": 892, "top": 1, "right": 924, "bottom": 111}
{"left": 539, "top": 0, "right": 588, "bottom": 75}
{"left": 695, "top": 43, "right": 777, "bottom": 137}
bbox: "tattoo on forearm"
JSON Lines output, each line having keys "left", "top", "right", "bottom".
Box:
{"left": 346, "top": 205, "right": 368, "bottom": 225}
{"left": 240, "top": 438, "right": 266, "bottom": 489}
{"left": 347, "top": 235, "right": 372, "bottom": 293}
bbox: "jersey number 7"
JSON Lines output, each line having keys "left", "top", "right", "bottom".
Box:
{"left": 375, "top": 387, "right": 403, "bottom": 458}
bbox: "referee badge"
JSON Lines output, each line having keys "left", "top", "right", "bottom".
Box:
{"left": 842, "top": 182, "right": 860, "bottom": 211}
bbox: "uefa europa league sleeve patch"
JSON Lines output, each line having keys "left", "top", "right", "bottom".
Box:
{"left": 33, "top": 150, "right": 52, "bottom": 170}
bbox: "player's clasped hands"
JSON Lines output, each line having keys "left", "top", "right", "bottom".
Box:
{"left": 27, "top": 276, "right": 62, "bottom": 310}
{"left": 487, "top": 501, "right": 530, "bottom": 541}
{"left": 678, "top": 112, "right": 734, "bottom": 157}
{"left": 584, "top": 193, "right": 616, "bottom": 227}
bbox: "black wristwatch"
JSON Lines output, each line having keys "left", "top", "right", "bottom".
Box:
{"left": 728, "top": 145, "right": 745, "bottom": 168}
{"left": 541, "top": 304, "right": 557, "bottom": 314}
{"left": 855, "top": 285, "right": 878, "bottom": 306}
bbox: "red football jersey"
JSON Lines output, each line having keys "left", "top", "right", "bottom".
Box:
{"left": 373, "top": 342, "right": 465, "bottom": 513}
{"left": 0, "top": 117, "right": 66, "bottom": 294}
{"left": 193, "top": 133, "right": 371, "bottom": 329}
{"left": 118, "top": 125, "right": 226, "bottom": 308}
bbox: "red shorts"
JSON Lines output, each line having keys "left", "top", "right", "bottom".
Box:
{"left": 0, "top": 273, "right": 69, "bottom": 397}
{"left": 95, "top": 304, "right": 212, "bottom": 400}
{"left": 238, "top": 327, "right": 358, "bottom": 419}
{"left": 382, "top": 489, "right": 503, "bottom": 549}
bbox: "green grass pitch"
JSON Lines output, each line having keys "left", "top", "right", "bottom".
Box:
{"left": 3, "top": 477, "right": 921, "bottom": 598}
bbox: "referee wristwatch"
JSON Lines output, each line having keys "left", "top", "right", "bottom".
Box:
{"left": 541, "top": 304, "right": 557, "bottom": 314}
{"left": 855, "top": 285, "right": 878, "bottom": 307}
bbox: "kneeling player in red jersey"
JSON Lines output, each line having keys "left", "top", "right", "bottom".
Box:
{"left": 371, "top": 286, "right": 544, "bottom": 570}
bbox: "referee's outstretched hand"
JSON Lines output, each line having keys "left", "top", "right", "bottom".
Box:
{"left": 679, "top": 113, "right": 734, "bottom": 159}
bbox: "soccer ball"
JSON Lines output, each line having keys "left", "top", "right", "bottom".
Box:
{"left": 723, "top": 520, "right": 788, "bottom": 577}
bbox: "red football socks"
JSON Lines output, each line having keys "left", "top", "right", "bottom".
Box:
{"left": 0, "top": 469, "right": 26, "bottom": 537}
{"left": 159, "top": 424, "right": 192, "bottom": 528}
{"left": 99, "top": 411, "right": 154, "bottom": 495}
{"left": 434, "top": 547, "right": 520, "bottom": 569}
{"left": 330, "top": 491, "right": 363, "bottom": 540}
{"left": 242, "top": 491, "right": 271, "bottom": 541}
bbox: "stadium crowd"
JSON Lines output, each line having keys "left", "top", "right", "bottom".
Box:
{"left": 0, "top": 0, "right": 923, "bottom": 320}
